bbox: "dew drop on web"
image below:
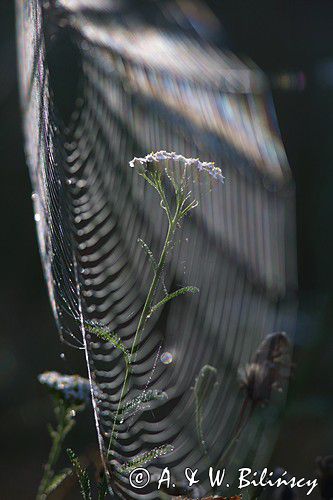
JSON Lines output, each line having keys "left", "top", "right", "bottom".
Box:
{"left": 160, "top": 352, "right": 173, "bottom": 365}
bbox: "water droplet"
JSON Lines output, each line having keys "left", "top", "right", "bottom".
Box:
{"left": 160, "top": 352, "right": 173, "bottom": 365}
{"left": 34, "top": 213, "right": 41, "bottom": 222}
{"left": 70, "top": 409, "right": 76, "bottom": 417}
{"left": 60, "top": 353, "right": 65, "bottom": 360}
{"left": 76, "top": 179, "right": 87, "bottom": 189}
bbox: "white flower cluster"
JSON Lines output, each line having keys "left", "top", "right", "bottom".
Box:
{"left": 129, "top": 150, "right": 224, "bottom": 182}
{"left": 38, "top": 371, "right": 91, "bottom": 404}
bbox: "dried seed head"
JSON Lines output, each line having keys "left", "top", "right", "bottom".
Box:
{"left": 239, "top": 332, "right": 292, "bottom": 405}
{"left": 255, "top": 331, "right": 291, "bottom": 367}
{"left": 239, "top": 361, "right": 276, "bottom": 404}
{"left": 38, "top": 371, "right": 91, "bottom": 405}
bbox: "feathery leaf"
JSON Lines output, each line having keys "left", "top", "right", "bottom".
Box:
{"left": 67, "top": 449, "right": 92, "bottom": 500}
{"left": 150, "top": 286, "right": 199, "bottom": 314}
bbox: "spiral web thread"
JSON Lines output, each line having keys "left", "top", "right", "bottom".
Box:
{"left": 16, "top": 1, "right": 296, "bottom": 497}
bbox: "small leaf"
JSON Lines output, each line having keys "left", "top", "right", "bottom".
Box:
{"left": 138, "top": 238, "right": 158, "bottom": 271}
{"left": 119, "top": 445, "right": 174, "bottom": 473}
{"left": 138, "top": 238, "right": 168, "bottom": 294}
{"left": 47, "top": 423, "right": 56, "bottom": 439}
{"left": 195, "top": 365, "right": 218, "bottom": 402}
{"left": 194, "top": 365, "right": 218, "bottom": 455}
{"left": 67, "top": 449, "right": 92, "bottom": 500}
{"left": 85, "top": 322, "right": 130, "bottom": 367}
{"left": 121, "top": 389, "right": 168, "bottom": 419}
{"left": 150, "top": 286, "right": 199, "bottom": 314}
{"left": 44, "top": 468, "right": 72, "bottom": 495}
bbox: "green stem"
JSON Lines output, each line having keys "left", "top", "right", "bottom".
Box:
{"left": 131, "top": 216, "right": 177, "bottom": 361}
{"left": 105, "top": 171, "right": 195, "bottom": 476}
{"left": 106, "top": 211, "right": 178, "bottom": 460}
{"left": 37, "top": 401, "right": 74, "bottom": 499}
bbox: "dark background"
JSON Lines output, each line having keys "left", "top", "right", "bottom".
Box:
{"left": 1, "top": 0, "right": 332, "bottom": 498}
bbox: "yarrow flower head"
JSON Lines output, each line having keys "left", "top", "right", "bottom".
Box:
{"left": 129, "top": 150, "right": 224, "bottom": 183}
{"left": 38, "top": 371, "right": 91, "bottom": 405}
{"left": 130, "top": 151, "right": 223, "bottom": 222}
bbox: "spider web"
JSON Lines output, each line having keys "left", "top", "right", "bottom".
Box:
{"left": 16, "top": 1, "right": 296, "bottom": 498}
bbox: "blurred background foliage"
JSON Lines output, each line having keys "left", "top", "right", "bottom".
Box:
{"left": 0, "top": 0, "right": 332, "bottom": 498}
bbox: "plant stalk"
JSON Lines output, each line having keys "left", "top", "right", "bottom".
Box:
{"left": 131, "top": 216, "right": 177, "bottom": 360}
{"left": 107, "top": 212, "right": 178, "bottom": 459}
{"left": 37, "top": 402, "right": 74, "bottom": 499}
